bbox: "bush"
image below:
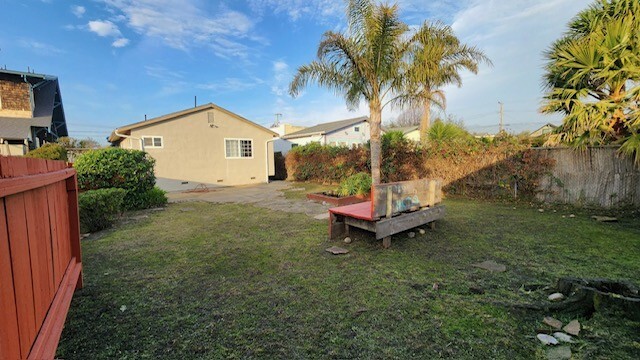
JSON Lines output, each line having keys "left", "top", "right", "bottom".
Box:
{"left": 75, "top": 148, "right": 156, "bottom": 209}
{"left": 78, "top": 188, "right": 126, "bottom": 232}
{"left": 337, "top": 172, "right": 372, "bottom": 196}
{"left": 127, "top": 186, "right": 168, "bottom": 210}
{"left": 25, "top": 143, "right": 68, "bottom": 161}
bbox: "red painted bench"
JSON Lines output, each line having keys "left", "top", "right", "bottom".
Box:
{"left": 329, "top": 178, "right": 445, "bottom": 248}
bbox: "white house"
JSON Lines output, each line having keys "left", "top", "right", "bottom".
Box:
{"left": 282, "top": 116, "right": 370, "bottom": 148}
{"left": 270, "top": 123, "right": 306, "bottom": 155}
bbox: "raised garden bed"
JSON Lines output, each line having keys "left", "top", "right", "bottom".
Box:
{"left": 307, "top": 192, "right": 370, "bottom": 206}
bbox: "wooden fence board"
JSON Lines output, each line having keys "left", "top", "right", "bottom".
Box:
{"left": 0, "top": 199, "right": 22, "bottom": 359}
{"left": 0, "top": 155, "right": 82, "bottom": 359}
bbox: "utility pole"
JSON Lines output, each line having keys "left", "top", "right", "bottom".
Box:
{"left": 498, "top": 101, "right": 504, "bottom": 133}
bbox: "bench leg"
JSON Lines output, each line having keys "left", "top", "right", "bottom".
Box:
{"left": 429, "top": 221, "right": 436, "bottom": 230}
{"left": 345, "top": 224, "right": 350, "bottom": 236}
{"left": 382, "top": 236, "right": 391, "bottom": 249}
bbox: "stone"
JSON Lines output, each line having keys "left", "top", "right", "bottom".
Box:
{"left": 418, "top": 229, "right": 426, "bottom": 235}
{"left": 548, "top": 293, "right": 565, "bottom": 302}
{"left": 81, "top": 233, "right": 91, "bottom": 239}
{"left": 543, "top": 316, "right": 563, "bottom": 329}
{"left": 179, "top": 207, "right": 195, "bottom": 212}
{"left": 119, "top": 305, "right": 127, "bottom": 312}
{"left": 314, "top": 213, "right": 330, "bottom": 220}
{"left": 471, "top": 260, "right": 506, "bottom": 272}
{"left": 132, "top": 214, "right": 149, "bottom": 220}
{"left": 552, "top": 332, "right": 574, "bottom": 343}
{"left": 562, "top": 215, "right": 566, "bottom": 218}
{"left": 538, "top": 208, "right": 545, "bottom": 213}
{"left": 325, "top": 246, "right": 349, "bottom": 255}
{"left": 569, "top": 214, "right": 575, "bottom": 218}
{"left": 591, "top": 215, "right": 618, "bottom": 222}
{"left": 536, "top": 333, "right": 558, "bottom": 345}
{"left": 546, "top": 346, "right": 571, "bottom": 360}
{"left": 150, "top": 207, "right": 165, "bottom": 211}
{"left": 408, "top": 232, "right": 416, "bottom": 238}
{"left": 563, "top": 320, "right": 580, "bottom": 336}
{"left": 343, "top": 237, "right": 352, "bottom": 244}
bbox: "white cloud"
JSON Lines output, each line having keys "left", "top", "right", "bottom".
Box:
{"left": 271, "top": 60, "right": 290, "bottom": 96}
{"left": 112, "top": 38, "right": 129, "bottom": 47}
{"left": 197, "top": 78, "right": 265, "bottom": 93}
{"left": 18, "top": 38, "right": 66, "bottom": 56}
{"left": 87, "top": 19, "right": 130, "bottom": 48}
{"left": 72, "top": 5, "right": 86, "bottom": 18}
{"left": 98, "top": 0, "right": 259, "bottom": 59}
{"left": 249, "top": 0, "right": 343, "bottom": 22}
{"left": 88, "top": 20, "right": 121, "bottom": 37}
{"left": 425, "top": 0, "right": 592, "bottom": 132}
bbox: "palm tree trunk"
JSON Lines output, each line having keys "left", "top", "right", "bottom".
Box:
{"left": 369, "top": 101, "right": 382, "bottom": 185}
{"left": 420, "top": 98, "right": 431, "bottom": 145}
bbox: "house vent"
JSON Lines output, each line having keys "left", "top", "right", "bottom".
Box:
{"left": 217, "top": 179, "right": 223, "bottom": 183}
{"left": 208, "top": 112, "right": 218, "bottom": 128}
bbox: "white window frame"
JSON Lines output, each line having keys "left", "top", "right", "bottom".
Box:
{"left": 224, "top": 138, "right": 254, "bottom": 159}
{"left": 142, "top": 136, "right": 164, "bottom": 149}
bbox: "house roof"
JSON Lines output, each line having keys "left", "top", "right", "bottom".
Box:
{"left": 282, "top": 116, "right": 369, "bottom": 139}
{"left": 385, "top": 125, "right": 419, "bottom": 135}
{"left": 530, "top": 123, "right": 558, "bottom": 136}
{"left": 0, "top": 69, "right": 67, "bottom": 140}
{"left": 108, "top": 103, "right": 278, "bottom": 143}
{"left": 0, "top": 117, "right": 52, "bottom": 140}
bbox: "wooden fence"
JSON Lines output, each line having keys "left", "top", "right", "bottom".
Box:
{"left": 0, "top": 156, "right": 82, "bottom": 359}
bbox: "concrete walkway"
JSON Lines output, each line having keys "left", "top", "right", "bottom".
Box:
{"left": 167, "top": 181, "right": 331, "bottom": 218}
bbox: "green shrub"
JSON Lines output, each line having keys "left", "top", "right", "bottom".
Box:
{"left": 127, "top": 186, "right": 167, "bottom": 210}
{"left": 78, "top": 188, "right": 126, "bottom": 232}
{"left": 25, "top": 143, "right": 68, "bottom": 161}
{"left": 74, "top": 148, "right": 156, "bottom": 209}
{"left": 337, "top": 172, "right": 372, "bottom": 196}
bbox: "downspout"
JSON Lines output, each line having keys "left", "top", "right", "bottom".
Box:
{"left": 115, "top": 129, "right": 145, "bottom": 151}
{"left": 265, "top": 137, "right": 277, "bottom": 183}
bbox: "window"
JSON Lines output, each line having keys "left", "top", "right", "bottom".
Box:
{"left": 142, "top": 136, "right": 163, "bottom": 148}
{"left": 225, "top": 138, "right": 253, "bottom": 158}
{"left": 354, "top": 126, "right": 360, "bottom": 132}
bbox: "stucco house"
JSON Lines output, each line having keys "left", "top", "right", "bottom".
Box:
{"left": 270, "top": 123, "right": 306, "bottom": 155}
{"left": 282, "top": 116, "right": 370, "bottom": 148}
{"left": 386, "top": 125, "right": 420, "bottom": 142}
{"left": 109, "top": 103, "right": 277, "bottom": 187}
{"left": 0, "top": 69, "right": 68, "bottom": 156}
{"left": 530, "top": 123, "right": 558, "bottom": 137}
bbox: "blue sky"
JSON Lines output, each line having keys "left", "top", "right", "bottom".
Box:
{"left": 0, "top": 0, "right": 591, "bottom": 141}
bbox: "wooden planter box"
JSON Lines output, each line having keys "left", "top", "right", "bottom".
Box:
{"left": 307, "top": 192, "right": 370, "bottom": 207}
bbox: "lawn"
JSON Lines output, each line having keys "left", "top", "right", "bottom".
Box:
{"left": 58, "top": 197, "right": 640, "bottom": 359}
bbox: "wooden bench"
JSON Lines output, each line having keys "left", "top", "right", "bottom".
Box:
{"left": 328, "top": 178, "right": 445, "bottom": 248}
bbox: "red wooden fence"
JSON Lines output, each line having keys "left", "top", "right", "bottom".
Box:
{"left": 0, "top": 156, "right": 82, "bottom": 359}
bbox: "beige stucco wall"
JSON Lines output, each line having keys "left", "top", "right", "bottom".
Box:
{"left": 0, "top": 143, "right": 26, "bottom": 156}
{"left": 119, "top": 108, "right": 275, "bottom": 186}
{"left": 405, "top": 130, "right": 420, "bottom": 142}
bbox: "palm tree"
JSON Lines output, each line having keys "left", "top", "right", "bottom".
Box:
{"left": 400, "top": 21, "right": 491, "bottom": 145}
{"left": 541, "top": 0, "right": 640, "bottom": 162}
{"left": 289, "top": 0, "right": 408, "bottom": 184}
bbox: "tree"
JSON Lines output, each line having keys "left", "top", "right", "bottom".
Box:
{"left": 289, "top": 0, "right": 408, "bottom": 184}
{"left": 388, "top": 106, "right": 423, "bottom": 128}
{"left": 541, "top": 0, "right": 640, "bottom": 163}
{"left": 401, "top": 21, "right": 491, "bottom": 145}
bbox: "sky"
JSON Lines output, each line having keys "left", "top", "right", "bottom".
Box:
{"left": 0, "top": 0, "right": 592, "bottom": 141}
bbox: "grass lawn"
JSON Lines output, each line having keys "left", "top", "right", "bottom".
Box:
{"left": 58, "top": 197, "right": 640, "bottom": 359}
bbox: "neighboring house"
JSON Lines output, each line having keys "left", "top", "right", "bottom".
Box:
{"left": 386, "top": 125, "right": 420, "bottom": 142}
{"left": 270, "top": 123, "right": 306, "bottom": 155}
{"left": 0, "top": 69, "right": 68, "bottom": 156}
{"left": 282, "top": 116, "right": 370, "bottom": 148}
{"left": 530, "top": 123, "right": 558, "bottom": 137}
{"left": 109, "top": 103, "right": 277, "bottom": 187}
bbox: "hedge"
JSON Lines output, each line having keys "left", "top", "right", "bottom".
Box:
{"left": 24, "top": 143, "right": 68, "bottom": 161}
{"left": 74, "top": 148, "right": 158, "bottom": 209}
{"left": 78, "top": 188, "right": 126, "bottom": 232}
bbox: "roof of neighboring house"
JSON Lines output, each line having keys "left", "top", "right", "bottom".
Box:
{"left": 530, "top": 123, "right": 558, "bottom": 137}
{"left": 108, "top": 103, "right": 278, "bottom": 143}
{"left": 385, "top": 125, "right": 419, "bottom": 135}
{"left": 0, "top": 69, "right": 68, "bottom": 140}
{"left": 282, "top": 116, "right": 369, "bottom": 139}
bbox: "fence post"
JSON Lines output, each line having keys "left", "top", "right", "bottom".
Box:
{"left": 65, "top": 169, "right": 83, "bottom": 290}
